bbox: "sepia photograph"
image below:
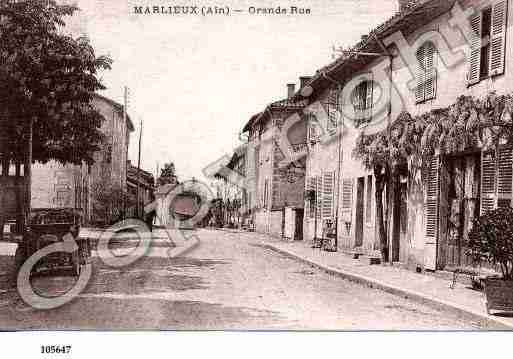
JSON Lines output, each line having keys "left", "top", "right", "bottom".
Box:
{"left": 2, "top": 0, "right": 513, "bottom": 354}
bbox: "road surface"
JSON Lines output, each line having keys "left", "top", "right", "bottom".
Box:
{"left": 0, "top": 229, "right": 498, "bottom": 330}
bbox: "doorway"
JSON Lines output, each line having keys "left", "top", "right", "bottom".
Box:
{"left": 392, "top": 179, "right": 408, "bottom": 263}
{"left": 294, "top": 208, "right": 304, "bottom": 241}
{"left": 355, "top": 177, "right": 365, "bottom": 247}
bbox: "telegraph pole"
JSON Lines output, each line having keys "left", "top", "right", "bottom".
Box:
{"left": 123, "top": 86, "right": 129, "bottom": 218}
{"left": 136, "top": 120, "right": 143, "bottom": 218}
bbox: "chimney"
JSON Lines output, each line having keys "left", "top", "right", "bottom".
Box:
{"left": 287, "top": 83, "right": 296, "bottom": 99}
{"left": 398, "top": 0, "right": 415, "bottom": 12}
{"left": 299, "top": 76, "right": 312, "bottom": 88}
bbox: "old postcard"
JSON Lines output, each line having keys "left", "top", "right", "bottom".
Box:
{"left": 2, "top": 0, "right": 513, "bottom": 348}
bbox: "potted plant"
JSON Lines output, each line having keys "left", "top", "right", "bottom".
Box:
{"left": 467, "top": 207, "right": 513, "bottom": 315}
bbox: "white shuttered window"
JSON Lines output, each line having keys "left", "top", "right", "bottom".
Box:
{"left": 322, "top": 171, "right": 335, "bottom": 219}
{"left": 468, "top": 1, "right": 508, "bottom": 85}
{"left": 416, "top": 42, "right": 437, "bottom": 103}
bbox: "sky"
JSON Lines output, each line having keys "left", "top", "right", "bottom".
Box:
{"left": 65, "top": 0, "right": 398, "bottom": 183}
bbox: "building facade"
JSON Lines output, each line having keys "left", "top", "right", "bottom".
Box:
{"left": 127, "top": 160, "right": 155, "bottom": 218}
{"left": 296, "top": 0, "right": 512, "bottom": 271}
{"left": 243, "top": 84, "right": 308, "bottom": 238}
{"left": 29, "top": 93, "right": 134, "bottom": 225}
{"left": 89, "top": 94, "right": 134, "bottom": 224}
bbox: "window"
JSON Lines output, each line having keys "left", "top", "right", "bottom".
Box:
{"left": 322, "top": 172, "right": 335, "bottom": 219}
{"left": 327, "top": 104, "right": 338, "bottom": 135}
{"left": 351, "top": 80, "right": 374, "bottom": 127}
{"left": 469, "top": 1, "right": 508, "bottom": 85}
{"left": 341, "top": 178, "right": 353, "bottom": 224}
{"left": 415, "top": 42, "right": 437, "bottom": 103}
{"left": 263, "top": 179, "right": 269, "bottom": 209}
{"left": 481, "top": 8, "right": 493, "bottom": 79}
{"left": 316, "top": 176, "right": 322, "bottom": 218}
{"left": 326, "top": 89, "right": 338, "bottom": 135}
{"left": 481, "top": 147, "right": 513, "bottom": 213}
{"left": 366, "top": 175, "right": 373, "bottom": 223}
{"left": 307, "top": 113, "right": 319, "bottom": 144}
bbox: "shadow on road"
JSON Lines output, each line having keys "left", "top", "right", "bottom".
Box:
{"left": 0, "top": 297, "right": 288, "bottom": 330}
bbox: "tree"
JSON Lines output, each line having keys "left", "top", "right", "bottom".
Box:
{"left": 157, "top": 162, "right": 178, "bottom": 186}
{"left": 91, "top": 180, "right": 132, "bottom": 225}
{"left": 0, "top": 0, "right": 112, "bottom": 166}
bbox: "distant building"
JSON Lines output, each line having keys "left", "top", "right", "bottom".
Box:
{"left": 126, "top": 160, "right": 155, "bottom": 217}
{"left": 212, "top": 147, "right": 248, "bottom": 228}
{"left": 30, "top": 93, "right": 134, "bottom": 225}
{"left": 88, "top": 94, "right": 134, "bottom": 224}
{"left": 241, "top": 83, "right": 308, "bottom": 238}
{"left": 154, "top": 180, "right": 203, "bottom": 229}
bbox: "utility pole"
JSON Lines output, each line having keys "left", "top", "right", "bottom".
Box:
{"left": 156, "top": 162, "right": 159, "bottom": 186}
{"left": 136, "top": 120, "right": 143, "bottom": 219}
{"left": 123, "top": 86, "right": 129, "bottom": 219}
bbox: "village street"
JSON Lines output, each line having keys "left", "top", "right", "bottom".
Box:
{"left": 0, "top": 229, "right": 499, "bottom": 330}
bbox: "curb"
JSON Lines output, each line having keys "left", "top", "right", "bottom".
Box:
{"left": 262, "top": 243, "right": 513, "bottom": 330}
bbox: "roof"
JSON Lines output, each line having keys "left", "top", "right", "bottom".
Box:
{"left": 127, "top": 164, "right": 155, "bottom": 187}
{"left": 242, "top": 112, "right": 262, "bottom": 133}
{"left": 227, "top": 146, "right": 246, "bottom": 170}
{"left": 93, "top": 93, "right": 135, "bottom": 132}
{"left": 269, "top": 97, "right": 309, "bottom": 111}
{"left": 243, "top": 96, "right": 309, "bottom": 133}
{"left": 294, "top": 0, "right": 457, "bottom": 100}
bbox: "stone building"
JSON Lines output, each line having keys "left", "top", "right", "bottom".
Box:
{"left": 88, "top": 94, "right": 134, "bottom": 224}
{"left": 126, "top": 160, "right": 155, "bottom": 218}
{"left": 242, "top": 84, "right": 308, "bottom": 238}
{"left": 29, "top": 93, "right": 134, "bottom": 225}
{"left": 212, "top": 147, "right": 249, "bottom": 228}
{"left": 297, "top": 0, "right": 512, "bottom": 271}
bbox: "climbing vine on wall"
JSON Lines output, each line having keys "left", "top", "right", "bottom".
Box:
{"left": 354, "top": 92, "right": 513, "bottom": 180}
{"left": 351, "top": 92, "right": 513, "bottom": 263}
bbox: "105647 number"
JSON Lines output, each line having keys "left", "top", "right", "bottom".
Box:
{"left": 41, "top": 345, "right": 71, "bottom": 354}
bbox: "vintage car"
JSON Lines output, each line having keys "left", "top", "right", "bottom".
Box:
{"left": 16, "top": 208, "right": 91, "bottom": 276}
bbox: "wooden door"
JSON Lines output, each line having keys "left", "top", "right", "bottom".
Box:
{"left": 294, "top": 209, "right": 304, "bottom": 241}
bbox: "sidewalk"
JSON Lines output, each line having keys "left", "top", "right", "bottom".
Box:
{"left": 226, "top": 229, "right": 513, "bottom": 329}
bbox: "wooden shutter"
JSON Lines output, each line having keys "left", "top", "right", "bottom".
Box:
{"left": 490, "top": 0, "right": 508, "bottom": 76}
{"left": 322, "top": 171, "right": 335, "bottom": 219}
{"left": 266, "top": 179, "right": 270, "bottom": 209}
{"left": 308, "top": 114, "right": 318, "bottom": 144}
{"left": 327, "top": 103, "right": 337, "bottom": 134}
{"left": 424, "top": 156, "right": 439, "bottom": 271}
{"left": 365, "top": 78, "right": 374, "bottom": 121}
{"left": 468, "top": 12, "right": 483, "bottom": 85}
{"left": 424, "top": 43, "right": 437, "bottom": 101}
{"left": 352, "top": 83, "right": 364, "bottom": 122}
{"left": 480, "top": 150, "right": 497, "bottom": 214}
{"left": 316, "top": 176, "right": 322, "bottom": 218}
{"left": 341, "top": 178, "right": 353, "bottom": 224}
{"left": 415, "top": 44, "right": 426, "bottom": 103}
{"left": 342, "top": 179, "right": 353, "bottom": 210}
{"left": 497, "top": 147, "right": 513, "bottom": 208}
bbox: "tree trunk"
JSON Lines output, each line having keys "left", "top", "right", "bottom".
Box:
{"left": 374, "top": 165, "right": 389, "bottom": 263}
